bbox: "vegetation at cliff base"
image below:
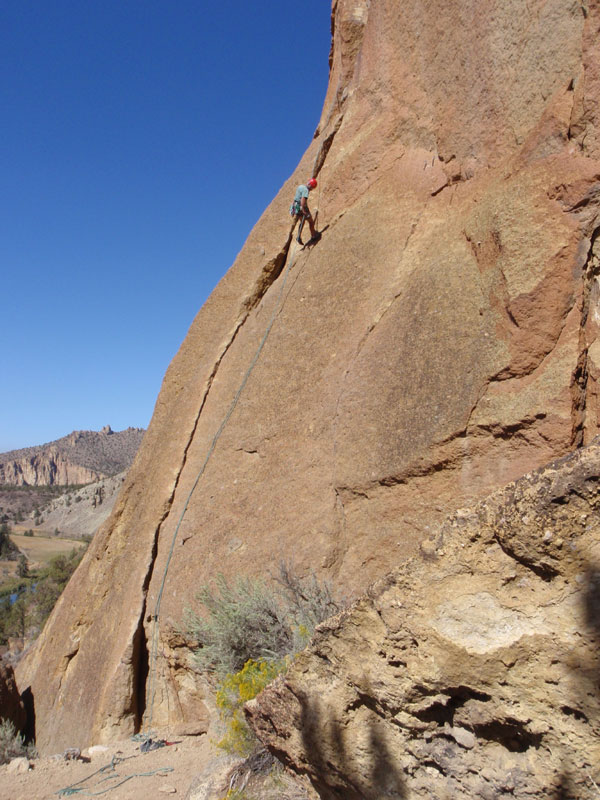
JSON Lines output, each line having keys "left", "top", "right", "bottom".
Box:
{"left": 0, "top": 718, "right": 36, "bottom": 765}
{"left": 216, "top": 658, "right": 285, "bottom": 755}
{"left": 186, "top": 564, "right": 341, "bottom": 676}
{"left": 186, "top": 565, "right": 344, "bottom": 762}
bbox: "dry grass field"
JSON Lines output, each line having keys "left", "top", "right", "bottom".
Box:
{"left": 9, "top": 532, "right": 85, "bottom": 568}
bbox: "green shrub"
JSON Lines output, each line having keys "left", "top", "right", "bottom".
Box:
{"left": 0, "top": 523, "right": 18, "bottom": 560}
{"left": 186, "top": 574, "right": 292, "bottom": 675}
{"left": 186, "top": 565, "right": 344, "bottom": 763}
{"left": 0, "top": 718, "right": 35, "bottom": 765}
{"left": 186, "top": 565, "right": 342, "bottom": 676}
{"left": 275, "top": 562, "right": 341, "bottom": 652}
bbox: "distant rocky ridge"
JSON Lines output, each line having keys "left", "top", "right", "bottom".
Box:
{"left": 0, "top": 427, "right": 144, "bottom": 487}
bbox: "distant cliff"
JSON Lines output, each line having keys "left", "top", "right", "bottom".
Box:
{"left": 0, "top": 427, "right": 144, "bottom": 486}
{"left": 35, "top": 472, "right": 127, "bottom": 538}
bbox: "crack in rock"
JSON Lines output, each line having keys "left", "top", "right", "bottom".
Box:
{"left": 571, "top": 226, "right": 600, "bottom": 446}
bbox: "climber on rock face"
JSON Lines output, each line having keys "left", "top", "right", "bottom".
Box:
{"left": 290, "top": 177, "right": 321, "bottom": 246}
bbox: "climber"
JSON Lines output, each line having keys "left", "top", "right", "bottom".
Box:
{"left": 290, "top": 178, "right": 321, "bottom": 246}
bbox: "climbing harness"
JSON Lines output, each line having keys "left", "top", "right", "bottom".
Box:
{"left": 143, "top": 231, "right": 313, "bottom": 734}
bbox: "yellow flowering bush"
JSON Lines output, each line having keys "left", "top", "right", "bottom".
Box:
{"left": 216, "top": 658, "right": 285, "bottom": 756}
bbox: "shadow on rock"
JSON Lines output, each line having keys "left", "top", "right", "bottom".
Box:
{"left": 298, "top": 687, "right": 406, "bottom": 800}
{"left": 553, "top": 560, "right": 600, "bottom": 799}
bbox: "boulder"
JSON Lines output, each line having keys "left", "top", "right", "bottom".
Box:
{"left": 247, "top": 440, "right": 600, "bottom": 799}
{"left": 6, "top": 757, "right": 29, "bottom": 774}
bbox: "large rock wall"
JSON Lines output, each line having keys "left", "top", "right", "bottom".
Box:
{"left": 0, "top": 428, "right": 144, "bottom": 486}
{"left": 248, "top": 439, "right": 600, "bottom": 799}
{"left": 17, "top": 0, "right": 600, "bottom": 754}
{"left": 0, "top": 452, "right": 102, "bottom": 487}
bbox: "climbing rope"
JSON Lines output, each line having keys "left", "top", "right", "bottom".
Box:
{"left": 56, "top": 753, "right": 174, "bottom": 797}
{"left": 143, "top": 232, "right": 310, "bottom": 733}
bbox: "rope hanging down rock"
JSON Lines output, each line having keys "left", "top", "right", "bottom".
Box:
{"left": 143, "top": 232, "right": 313, "bottom": 733}
{"left": 56, "top": 198, "right": 323, "bottom": 799}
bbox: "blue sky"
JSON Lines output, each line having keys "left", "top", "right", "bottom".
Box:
{"left": 1, "top": 1, "right": 331, "bottom": 452}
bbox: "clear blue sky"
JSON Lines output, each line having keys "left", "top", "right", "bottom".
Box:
{"left": 1, "top": 1, "right": 331, "bottom": 452}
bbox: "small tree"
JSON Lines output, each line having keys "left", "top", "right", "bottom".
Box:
{"left": 17, "top": 555, "right": 28, "bottom": 578}
{"left": 0, "top": 524, "right": 17, "bottom": 560}
{"left": 7, "top": 596, "right": 27, "bottom": 639}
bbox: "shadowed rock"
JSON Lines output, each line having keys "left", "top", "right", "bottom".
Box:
{"left": 0, "top": 658, "right": 26, "bottom": 733}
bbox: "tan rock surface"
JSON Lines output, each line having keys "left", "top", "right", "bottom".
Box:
{"left": 16, "top": 0, "right": 600, "bottom": 758}
{"left": 248, "top": 439, "right": 600, "bottom": 799}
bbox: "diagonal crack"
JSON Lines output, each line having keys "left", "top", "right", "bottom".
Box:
{"left": 571, "top": 225, "right": 600, "bottom": 447}
{"left": 133, "top": 232, "right": 297, "bottom": 727}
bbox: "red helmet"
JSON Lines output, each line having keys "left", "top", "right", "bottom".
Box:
{"left": 307, "top": 178, "right": 317, "bottom": 189}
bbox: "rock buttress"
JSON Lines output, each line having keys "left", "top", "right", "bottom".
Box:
{"left": 248, "top": 439, "right": 600, "bottom": 799}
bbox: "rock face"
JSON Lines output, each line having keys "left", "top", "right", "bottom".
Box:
{"left": 0, "top": 428, "right": 144, "bottom": 486}
{"left": 16, "top": 0, "right": 600, "bottom": 757}
{"left": 248, "top": 440, "right": 600, "bottom": 799}
{"left": 0, "top": 452, "right": 101, "bottom": 487}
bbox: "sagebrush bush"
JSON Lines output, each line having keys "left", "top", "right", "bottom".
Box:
{"left": 275, "top": 562, "right": 341, "bottom": 652}
{"left": 0, "top": 718, "right": 35, "bottom": 765}
{"left": 185, "top": 574, "right": 292, "bottom": 675}
{"left": 185, "top": 564, "right": 343, "bottom": 676}
{"left": 185, "top": 565, "right": 344, "bottom": 762}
